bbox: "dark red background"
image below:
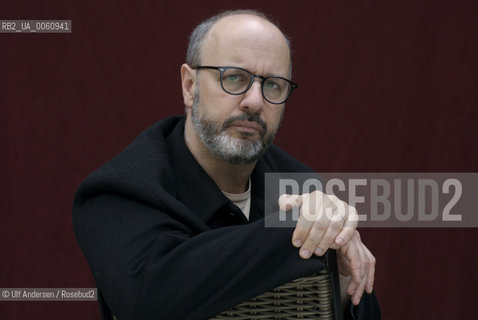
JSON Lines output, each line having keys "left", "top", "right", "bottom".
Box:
{"left": 1, "top": 0, "right": 477, "bottom": 319}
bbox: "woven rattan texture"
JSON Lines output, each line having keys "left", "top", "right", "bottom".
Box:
{"left": 211, "top": 269, "right": 334, "bottom": 319}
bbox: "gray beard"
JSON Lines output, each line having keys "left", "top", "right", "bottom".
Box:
{"left": 191, "top": 90, "right": 277, "bottom": 165}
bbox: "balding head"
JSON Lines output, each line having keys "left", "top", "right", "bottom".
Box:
{"left": 186, "top": 10, "right": 292, "bottom": 77}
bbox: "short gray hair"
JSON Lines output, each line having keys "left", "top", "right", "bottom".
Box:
{"left": 186, "top": 10, "right": 292, "bottom": 76}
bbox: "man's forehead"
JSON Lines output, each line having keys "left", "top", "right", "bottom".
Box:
{"left": 206, "top": 14, "right": 285, "bottom": 47}
{"left": 201, "top": 14, "right": 290, "bottom": 72}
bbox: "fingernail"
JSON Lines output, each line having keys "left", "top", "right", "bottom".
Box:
{"left": 314, "top": 248, "right": 323, "bottom": 256}
{"left": 336, "top": 237, "right": 344, "bottom": 245}
{"left": 300, "top": 249, "right": 310, "bottom": 259}
{"left": 293, "top": 239, "right": 302, "bottom": 247}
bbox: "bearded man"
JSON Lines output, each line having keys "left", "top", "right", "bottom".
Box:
{"left": 73, "top": 10, "right": 380, "bottom": 320}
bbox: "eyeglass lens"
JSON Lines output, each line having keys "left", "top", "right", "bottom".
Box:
{"left": 221, "top": 68, "right": 291, "bottom": 103}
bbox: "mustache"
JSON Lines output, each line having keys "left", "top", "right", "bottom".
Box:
{"left": 222, "top": 113, "right": 267, "bottom": 132}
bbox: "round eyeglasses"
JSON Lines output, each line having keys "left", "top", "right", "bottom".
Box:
{"left": 192, "top": 66, "right": 298, "bottom": 104}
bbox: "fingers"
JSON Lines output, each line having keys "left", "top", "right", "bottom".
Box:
{"left": 342, "top": 234, "right": 365, "bottom": 290}
{"left": 363, "top": 245, "right": 376, "bottom": 293}
{"left": 308, "top": 198, "right": 346, "bottom": 256}
{"left": 338, "top": 238, "right": 367, "bottom": 305}
{"left": 292, "top": 191, "right": 354, "bottom": 258}
{"left": 336, "top": 249, "right": 351, "bottom": 277}
{"left": 338, "top": 231, "right": 375, "bottom": 305}
{"left": 280, "top": 190, "right": 376, "bottom": 306}
{"left": 350, "top": 272, "right": 368, "bottom": 305}
{"left": 292, "top": 192, "right": 332, "bottom": 258}
{"left": 296, "top": 217, "right": 330, "bottom": 259}
{"left": 335, "top": 203, "right": 358, "bottom": 246}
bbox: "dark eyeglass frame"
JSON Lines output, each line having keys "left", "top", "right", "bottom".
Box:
{"left": 192, "top": 65, "right": 298, "bottom": 105}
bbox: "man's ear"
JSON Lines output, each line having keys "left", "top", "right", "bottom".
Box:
{"left": 181, "top": 64, "right": 196, "bottom": 110}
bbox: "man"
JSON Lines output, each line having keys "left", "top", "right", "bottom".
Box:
{"left": 73, "top": 10, "right": 380, "bottom": 319}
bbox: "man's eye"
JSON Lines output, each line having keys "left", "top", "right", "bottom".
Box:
{"left": 265, "top": 80, "right": 279, "bottom": 89}
{"left": 226, "top": 74, "right": 242, "bottom": 82}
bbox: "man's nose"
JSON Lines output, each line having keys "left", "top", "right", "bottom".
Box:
{"left": 239, "top": 80, "right": 265, "bottom": 114}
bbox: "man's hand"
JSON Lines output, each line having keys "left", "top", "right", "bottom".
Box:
{"left": 336, "top": 230, "right": 375, "bottom": 305}
{"left": 279, "top": 191, "right": 375, "bottom": 305}
{"left": 279, "top": 191, "right": 358, "bottom": 258}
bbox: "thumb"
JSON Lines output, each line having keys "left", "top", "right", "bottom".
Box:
{"left": 278, "top": 194, "right": 303, "bottom": 211}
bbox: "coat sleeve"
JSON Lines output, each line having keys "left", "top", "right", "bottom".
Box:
{"left": 73, "top": 173, "right": 329, "bottom": 320}
{"left": 345, "top": 292, "right": 381, "bottom": 320}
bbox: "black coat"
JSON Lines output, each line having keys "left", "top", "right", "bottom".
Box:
{"left": 73, "top": 116, "right": 380, "bottom": 319}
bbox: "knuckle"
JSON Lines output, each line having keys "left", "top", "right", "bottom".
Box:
{"left": 319, "top": 233, "right": 334, "bottom": 246}
{"left": 304, "top": 237, "right": 320, "bottom": 249}
{"left": 339, "top": 229, "right": 353, "bottom": 243}
{"left": 370, "top": 256, "right": 376, "bottom": 266}
{"left": 328, "top": 224, "right": 343, "bottom": 236}
{"left": 312, "top": 223, "right": 327, "bottom": 233}
{"left": 331, "top": 212, "right": 345, "bottom": 224}
{"left": 301, "top": 208, "right": 317, "bottom": 222}
{"left": 349, "top": 205, "right": 358, "bottom": 217}
{"left": 329, "top": 218, "right": 343, "bottom": 228}
{"left": 311, "top": 190, "right": 323, "bottom": 197}
{"left": 349, "top": 217, "right": 359, "bottom": 229}
{"left": 293, "top": 228, "right": 308, "bottom": 239}
{"left": 354, "top": 230, "right": 361, "bottom": 239}
{"left": 326, "top": 194, "right": 340, "bottom": 205}
{"left": 350, "top": 258, "right": 362, "bottom": 270}
{"left": 347, "top": 206, "right": 359, "bottom": 223}
{"left": 363, "top": 259, "right": 370, "bottom": 269}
